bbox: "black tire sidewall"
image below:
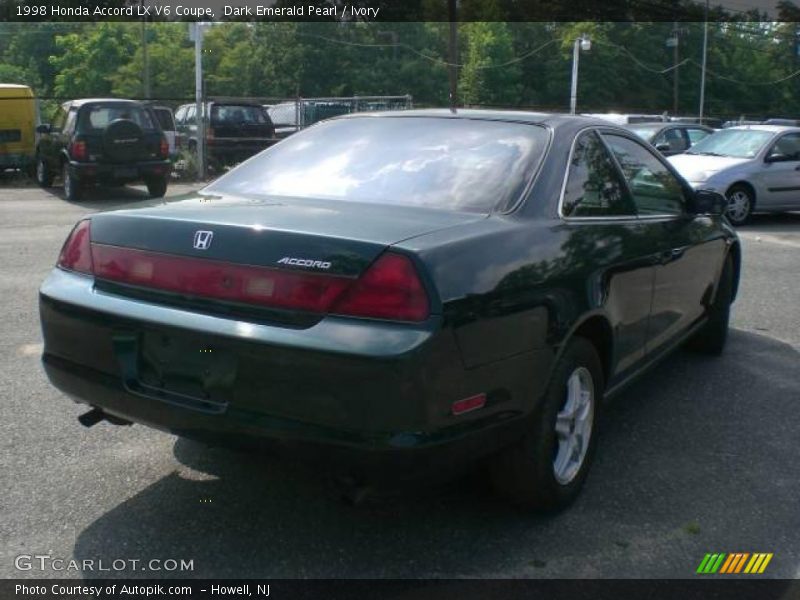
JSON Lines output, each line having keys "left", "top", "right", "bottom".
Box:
{"left": 492, "top": 337, "right": 604, "bottom": 511}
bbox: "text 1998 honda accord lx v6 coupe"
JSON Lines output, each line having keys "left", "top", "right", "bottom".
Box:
{"left": 40, "top": 111, "right": 740, "bottom": 511}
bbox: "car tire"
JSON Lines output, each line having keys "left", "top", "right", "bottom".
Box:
{"left": 62, "top": 162, "right": 82, "bottom": 202}
{"left": 490, "top": 336, "right": 603, "bottom": 512}
{"left": 146, "top": 176, "right": 168, "bottom": 198}
{"left": 35, "top": 154, "right": 53, "bottom": 187}
{"left": 687, "top": 255, "right": 733, "bottom": 355}
{"left": 725, "top": 184, "right": 754, "bottom": 226}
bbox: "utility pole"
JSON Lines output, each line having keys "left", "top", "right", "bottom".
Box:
{"left": 140, "top": 0, "right": 150, "bottom": 99}
{"left": 570, "top": 36, "right": 591, "bottom": 115}
{"left": 447, "top": 0, "right": 458, "bottom": 111}
{"left": 699, "top": 0, "right": 709, "bottom": 123}
{"left": 670, "top": 22, "right": 679, "bottom": 115}
{"left": 193, "top": 23, "right": 205, "bottom": 180}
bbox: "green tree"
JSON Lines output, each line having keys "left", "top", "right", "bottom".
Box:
{"left": 50, "top": 23, "right": 136, "bottom": 97}
{"left": 459, "top": 22, "right": 521, "bottom": 106}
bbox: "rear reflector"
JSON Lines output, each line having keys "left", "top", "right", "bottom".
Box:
{"left": 331, "top": 253, "right": 429, "bottom": 322}
{"left": 57, "top": 220, "right": 93, "bottom": 274}
{"left": 91, "top": 244, "right": 352, "bottom": 313}
{"left": 451, "top": 394, "right": 487, "bottom": 416}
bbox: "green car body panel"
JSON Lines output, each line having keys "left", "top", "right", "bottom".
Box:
{"left": 39, "top": 110, "right": 740, "bottom": 479}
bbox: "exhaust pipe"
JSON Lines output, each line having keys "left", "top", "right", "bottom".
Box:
{"left": 78, "top": 407, "right": 132, "bottom": 428}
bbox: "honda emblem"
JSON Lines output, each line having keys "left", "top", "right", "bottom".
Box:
{"left": 193, "top": 230, "right": 214, "bottom": 250}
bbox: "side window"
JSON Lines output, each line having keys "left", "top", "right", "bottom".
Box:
{"left": 687, "top": 128, "right": 710, "bottom": 146}
{"left": 561, "top": 131, "right": 635, "bottom": 218}
{"left": 767, "top": 133, "right": 800, "bottom": 161}
{"left": 186, "top": 105, "right": 196, "bottom": 125}
{"left": 653, "top": 128, "right": 688, "bottom": 153}
{"left": 603, "top": 134, "right": 686, "bottom": 216}
{"left": 51, "top": 106, "right": 68, "bottom": 131}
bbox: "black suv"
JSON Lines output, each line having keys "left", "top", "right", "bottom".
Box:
{"left": 35, "top": 99, "right": 171, "bottom": 201}
{"left": 174, "top": 101, "right": 275, "bottom": 167}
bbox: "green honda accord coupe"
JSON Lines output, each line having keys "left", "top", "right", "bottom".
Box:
{"left": 39, "top": 110, "right": 740, "bottom": 511}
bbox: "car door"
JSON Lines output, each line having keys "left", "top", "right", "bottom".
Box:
{"left": 559, "top": 130, "right": 657, "bottom": 379}
{"left": 602, "top": 132, "right": 727, "bottom": 356}
{"left": 758, "top": 132, "right": 800, "bottom": 209}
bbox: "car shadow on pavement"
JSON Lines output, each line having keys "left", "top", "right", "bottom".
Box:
{"left": 72, "top": 329, "right": 800, "bottom": 578}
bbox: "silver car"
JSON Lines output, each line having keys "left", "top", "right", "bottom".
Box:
{"left": 668, "top": 124, "right": 800, "bottom": 225}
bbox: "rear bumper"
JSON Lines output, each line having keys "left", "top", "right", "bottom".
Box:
{"left": 39, "top": 269, "right": 544, "bottom": 477}
{"left": 68, "top": 159, "right": 171, "bottom": 183}
{"left": 0, "top": 151, "right": 33, "bottom": 168}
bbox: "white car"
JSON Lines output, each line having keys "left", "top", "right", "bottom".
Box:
{"left": 668, "top": 124, "right": 800, "bottom": 225}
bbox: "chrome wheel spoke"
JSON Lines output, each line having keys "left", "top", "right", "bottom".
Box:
{"left": 553, "top": 366, "right": 595, "bottom": 485}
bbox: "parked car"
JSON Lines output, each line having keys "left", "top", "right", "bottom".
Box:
{"left": 39, "top": 111, "right": 739, "bottom": 511}
{"left": 148, "top": 105, "right": 178, "bottom": 158}
{"left": 625, "top": 122, "right": 714, "bottom": 156}
{"left": 669, "top": 116, "right": 724, "bottom": 129}
{"left": 266, "top": 102, "right": 299, "bottom": 139}
{"left": 174, "top": 101, "right": 275, "bottom": 166}
{"left": 668, "top": 124, "right": 800, "bottom": 225}
{"left": 34, "top": 98, "right": 170, "bottom": 201}
{"left": 0, "top": 83, "right": 37, "bottom": 172}
{"left": 763, "top": 118, "right": 800, "bottom": 127}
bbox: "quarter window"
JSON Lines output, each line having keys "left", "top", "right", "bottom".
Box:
{"left": 561, "top": 131, "right": 635, "bottom": 218}
{"left": 603, "top": 134, "right": 686, "bottom": 216}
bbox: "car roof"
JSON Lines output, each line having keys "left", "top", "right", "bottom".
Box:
{"left": 68, "top": 98, "right": 143, "bottom": 108}
{"left": 335, "top": 108, "right": 625, "bottom": 130}
{"left": 725, "top": 124, "right": 800, "bottom": 133}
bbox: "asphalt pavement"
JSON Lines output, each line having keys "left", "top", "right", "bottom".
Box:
{"left": 1, "top": 182, "right": 799, "bottom": 579}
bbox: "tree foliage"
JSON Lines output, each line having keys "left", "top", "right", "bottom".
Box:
{"left": 1, "top": 20, "right": 800, "bottom": 119}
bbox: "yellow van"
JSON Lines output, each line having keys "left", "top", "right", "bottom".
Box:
{"left": 0, "top": 84, "right": 37, "bottom": 170}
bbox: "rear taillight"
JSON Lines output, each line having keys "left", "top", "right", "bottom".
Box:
{"left": 159, "top": 137, "right": 169, "bottom": 158}
{"left": 91, "top": 245, "right": 352, "bottom": 313}
{"left": 331, "top": 253, "right": 430, "bottom": 322}
{"left": 57, "top": 220, "right": 93, "bottom": 274}
{"left": 206, "top": 128, "right": 215, "bottom": 141}
{"left": 69, "top": 140, "right": 88, "bottom": 161}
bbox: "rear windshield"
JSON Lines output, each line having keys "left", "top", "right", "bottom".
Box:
{"left": 211, "top": 104, "right": 269, "bottom": 125}
{"left": 78, "top": 104, "right": 155, "bottom": 131}
{"left": 205, "top": 117, "right": 549, "bottom": 213}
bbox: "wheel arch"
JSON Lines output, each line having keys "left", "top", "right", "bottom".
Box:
{"left": 557, "top": 313, "right": 614, "bottom": 391}
{"left": 726, "top": 180, "right": 757, "bottom": 208}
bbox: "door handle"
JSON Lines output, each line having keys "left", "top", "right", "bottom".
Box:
{"left": 661, "top": 248, "right": 684, "bottom": 263}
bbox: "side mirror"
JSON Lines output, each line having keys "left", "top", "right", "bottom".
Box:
{"left": 36, "top": 124, "right": 51, "bottom": 134}
{"left": 692, "top": 189, "right": 727, "bottom": 216}
{"left": 655, "top": 143, "right": 671, "bottom": 153}
{"left": 765, "top": 152, "right": 789, "bottom": 163}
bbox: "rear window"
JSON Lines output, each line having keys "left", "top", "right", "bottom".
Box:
{"left": 78, "top": 105, "right": 155, "bottom": 131}
{"left": 211, "top": 104, "right": 269, "bottom": 125}
{"left": 152, "top": 108, "right": 175, "bottom": 131}
{"left": 206, "top": 117, "right": 549, "bottom": 213}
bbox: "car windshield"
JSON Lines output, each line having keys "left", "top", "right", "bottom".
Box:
{"left": 205, "top": 117, "right": 549, "bottom": 213}
{"left": 627, "top": 125, "right": 661, "bottom": 141}
{"left": 687, "top": 129, "right": 774, "bottom": 158}
{"left": 79, "top": 104, "right": 155, "bottom": 130}
{"left": 211, "top": 104, "right": 268, "bottom": 125}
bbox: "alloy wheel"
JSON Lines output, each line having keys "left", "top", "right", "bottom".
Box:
{"left": 727, "top": 190, "right": 751, "bottom": 224}
{"left": 553, "top": 366, "right": 595, "bottom": 485}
